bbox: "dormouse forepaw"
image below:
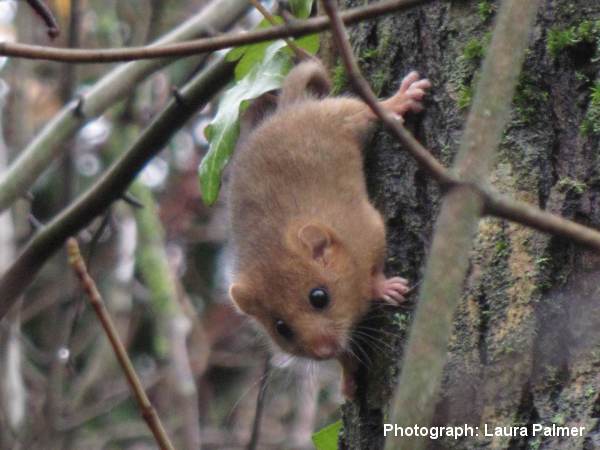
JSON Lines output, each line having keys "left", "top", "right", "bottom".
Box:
{"left": 374, "top": 276, "right": 410, "bottom": 306}
{"left": 383, "top": 72, "right": 431, "bottom": 118}
{"left": 399, "top": 71, "right": 422, "bottom": 94}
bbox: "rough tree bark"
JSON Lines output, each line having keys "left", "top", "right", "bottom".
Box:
{"left": 339, "top": 0, "right": 600, "bottom": 448}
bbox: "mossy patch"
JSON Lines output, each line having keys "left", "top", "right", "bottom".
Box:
{"left": 494, "top": 239, "right": 510, "bottom": 259}
{"left": 477, "top": 0, "right": 494, "bottom": 22}
{"left": 463, "top": 36, "right": 488, "bottom": 61}
{"left": 370, "top": 68, "right": 388, "bottom": 96}
{"left": 360, "top": 47, "right": 379, "bottom": 62}
{"left": 452, "top": 33, "right": 492, "bottom": 110}
{"left": 546, "top": 19, "right": 600, "bottom": 59}
{"left": 580, "top": 80, "right": 600, "bottom": 135}
{"left": 457, "top": 83, "right": 473, "bottom": 110}
{"left": 375, "top": 20, "right": 395, "bottom": 56}
{"left": 393, "top": 312, "right": 410, "bottom": 332}
{"left": 557, "top": 177, "right": 587, "bottom": 194}
{"left": 551, "top": 413, "right": 566, "bottom": 426}
{"left": 440, "top": 144, "right": 453, "bottom": 165}
{"left": 331, "top": 61, "right": 348, "bottom": 95}
{"left": 585, "top": 386, "right": 596, "bottom": 399}
{"left": 512, "top": 73, "right": 550, "bottom": 125}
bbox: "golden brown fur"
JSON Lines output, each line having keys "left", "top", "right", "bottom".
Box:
{"left": 227, "top": 60, "right": 429, "bottom": 396}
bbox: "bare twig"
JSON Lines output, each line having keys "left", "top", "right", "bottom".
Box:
{"left": 27, "top": 213, "right": 43, "bottom": 230}
{"left": 66, "top": 238, "right": 175, "bottom": 450}
{"left": 130, "top": 181, "right": 202, "bottom": 448}
{"left": 0, "top": 0, "right": 432, "bottom": 63}
{"left": 321, "top": 0, "right": 454, "bottom": 185}
{"left": 121, "top": 192, "right": 145, "bottom": 209}
{"left": 25, "top": 0, "right": 60, "bottom": 39}
{"left": 483, "top": 189, "right": 600, "bottom": 249}
{"left": 248, "top": 0, "right": 311, "bottom": 61}
{"left": 85, "top": 208, "right": 112, "bottom": 272}
{"left": 59, "top": 371, "right": 164, "bottom": 431}
{"left": 57, "top": 0, "right": 81, "bottom": 207}
{"left": 0, "top": 199, "right": 24, "bottom": 432}
{"left": 247, "top": 356, "right": 271, "bottom": 450}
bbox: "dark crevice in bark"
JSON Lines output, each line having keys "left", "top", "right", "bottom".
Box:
{"left": 591, "top": 394, "right": 600, "bottom": 419}
{"left": 476, "top": 293, "right": 489, "bottom": 367}
{"left": 507, "top": 387, "right": 541, "bottom": 450}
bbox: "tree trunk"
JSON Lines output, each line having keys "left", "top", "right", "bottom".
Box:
{"left": 339, "top": 0, "right": 600, "bottom": 448}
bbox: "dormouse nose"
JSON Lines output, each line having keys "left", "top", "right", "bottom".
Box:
{"left": 310, "top": 336, "right": 340, "bottom": 359}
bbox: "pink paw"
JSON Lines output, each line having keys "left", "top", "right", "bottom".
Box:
{"left": 383, "top": 71, "right": 431, "bottom": 119}
{"left": 373, "top": 276, "right": 410, "bottom": 305}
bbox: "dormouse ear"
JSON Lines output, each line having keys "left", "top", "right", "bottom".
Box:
{"left": 229, "top": 281, "right": 256, "bottom": 316}
{"left": 297, "top": 223, "right": 335, "bottom": 265}
{"left": 278, "top": 60, "right": 331, "bottom": 109}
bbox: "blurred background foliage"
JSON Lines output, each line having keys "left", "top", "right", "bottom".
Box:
{"left": 0, "top": 1, "right": 342, "bottom": 448}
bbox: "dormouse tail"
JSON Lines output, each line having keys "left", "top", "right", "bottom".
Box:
{"left": 278, "top": 60, "right": 331, "bottom": 109}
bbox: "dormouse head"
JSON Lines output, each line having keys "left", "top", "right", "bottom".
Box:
{"left": 229, "top": 223, "right": 371, "bottom": 360}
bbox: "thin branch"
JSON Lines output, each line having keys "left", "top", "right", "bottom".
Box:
{"left": 121, "top": 192, "right": 145, "bottom": 209}
{"left": 386, "top": 1, "right": 541, "bottom": 447}
{"left": 84, "top": 209, "right": 112, "bottom": 272}
{"left": 60, "top": 372, "right": 165, "bottom": 430}
{"left": 247, "top": 356, "right": 271, "bottom": 450}
{"left": 0, "top": 0, "right": 432, "bottom": 63}
{"left": 57, "top": 0, "right": 81, "bottom": 207}
{"left": 0, "top": 57, "right": 235, "bottom": 318}
{"left": 25, "top": 0, "right": 60, "bottom": 39}
{"left": 248, "top": 0, "right": 310, "bottom": 61}
{"left": 66, "top": 238, "right": 175, "bottom": 450}
{"left": 0, "top": 0, "right": 250, "bottom": 213}
{"left": 131, "top": 181, "right": 202, "bottom": 447}
{"left": 482, "top": 190, "right": 600, "bottom": 249}
{"left": 321, "top": 0, "right": 454, "bottom": 185}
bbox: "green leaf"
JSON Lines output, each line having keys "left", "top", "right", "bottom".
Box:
{"left": 312, "top": 420, "right": 342, "bottom": 450}
{"left": 226, "top": 18, "right": 285, "bottom": 80}
{"left": 290, "top": 0, "right": 314, "bottom": 19}
{"left": 295, "top": 33, "right": 320, "bottom": 54}
{"left": 234, "top": 39, "right": 276, "bottom": 80}
{"left": 225, "top": 44, "right": 247, "bottom": 62}
{"left": 199, "top": 41, "right": 293, "bottom": 205}
{"left": 227, "top": 16, "right": 319, "bottom": 79}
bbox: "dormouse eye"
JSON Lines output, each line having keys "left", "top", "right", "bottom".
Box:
{"left": 275, "top": 320, "right": 294, "bottom": 341}
{"left": 309, "top": 287, "right": 329, "bottom": 310}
